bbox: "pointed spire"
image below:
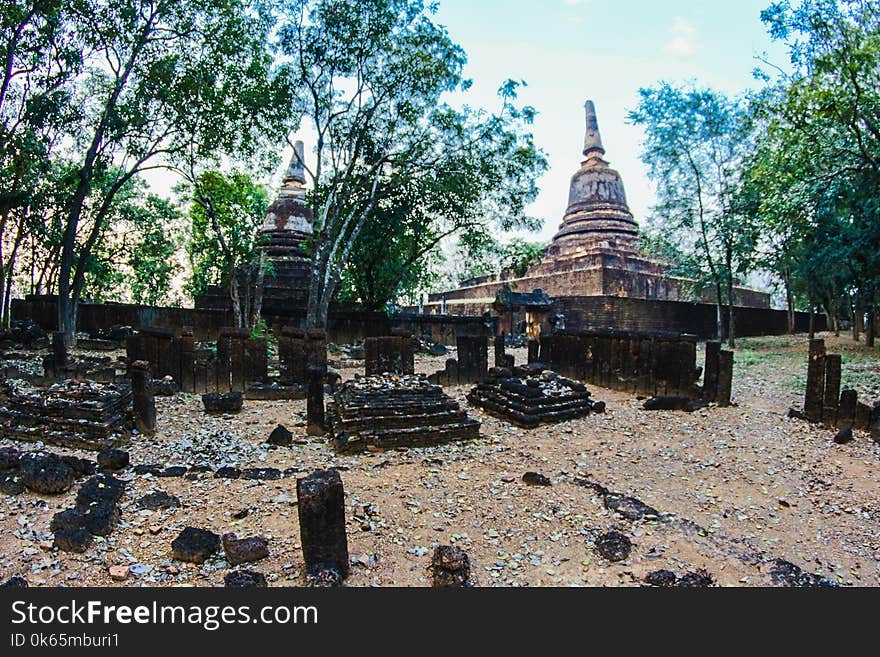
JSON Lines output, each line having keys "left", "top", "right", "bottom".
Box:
{"left": 582, "top": 100, "right": 605, "bottom": 158}
{"left": 284, "top": 140, "right": 306, "bottom": 184}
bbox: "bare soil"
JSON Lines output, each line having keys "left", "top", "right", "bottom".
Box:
{"left": 1, "top": 331, "right": 878, "bottom": 587}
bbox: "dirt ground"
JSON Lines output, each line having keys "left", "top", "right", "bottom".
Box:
{"left": 1, "top": 332, "right": 878, "bottom": 587}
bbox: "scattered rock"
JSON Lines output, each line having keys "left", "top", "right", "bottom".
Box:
{"left": 431, "top": 546, "right": 470, "bottom": 587}
{"left": 109, "top": 565, "right": 129, "bottom": 581}
{"left": 643, "top": 396, "right": 706, "bottom": 412}
{"left": 76, "top": 474, "right": 125, "bottom": 507}
{"left": 768, "top": 559, "right": 836, "bottom": 587}
{"left": 60, "top": 456, "right": 96, "bottom": 477}
{"left": 54, "top": 527, "right": 92, "bottom": 553}
{"left": 522, "top": 472, "right": 551, "bottom": 486}
{"left": 1, "top": 576, "right": 28, "bottom": 587}
{"left": 595, "top": 531, "right": 631, "bottom": 562}
{"left": 428, "top": 342, "right": 448, "bottom": 356}
{"left": 0, "top": 447, "right": 19, "bottom": 471}
{"left": 222, "top": 533, "right": 270, "bottom": 566}
{"left": 240, "top": 467, "right": 281, "bottom": 481}
{"left": 83, "top": 502, "right": 121, "bottom": 536}
{"left": 133, "top": 464, "right": 164, "bottom": 476}
{"left": 50, "top": 508, "right": 86, "bottom": 533}
{"left": 136, "top": 491, "right": 181, "bottom": 510}
{"left": 202, "top": 392, "right": 243, "bottom": 414}
{"left": 267, "top": 425, "right": 293, "bottom": 446}
{"left": 158, "top": 466, "right": 188, "bottom": 477}
{"left": 305, "top": 563, "right": 344, "bottom": 587}
{"left": 833, "top": 427, "right": 854, "bottom": 444}
{"left": 603, "top": 494, "right": 660, "bottom": 521}
{"left": 97, "top": 449, "right": 130, "bottom": 471}
{"left": 19, "top": 454, "right": 75, "bottom": 494}
{"left": 224, "top": 570, "right": 267, "bottom": 588}
{"left": 215, "top": 466, "right": 241, "bottom": 479}
{"left": 677, "top": 569, "right": 714, "bottom": 588}
{"left": 0, "top": 474, "right": 23, "bottom": 495}
{"left": 171, "top": 527, "right": 220, "bottom": 563}
{"left": 644, "top": 570, "right": 678, "bottom": 587}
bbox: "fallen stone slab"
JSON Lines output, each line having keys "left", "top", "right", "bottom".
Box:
{"left": 643, "top": 395, "right": 706, "bottom": 412}
{"left": 222, "top": 533, "right": 270, "bottom": 566}
{"left": 225, "top": 570, "right": 267, "bottom": 588}
{"left": 202, "top": 392, "right": 243, "bottom": 414}
{"left": 76, "top": 474, "right": 125, "bottom": 507}
{"left": 522, "top": 472, "right": 551, "bottom": 486}
{"left": 595, "top": 530, "right": 631, "bottom": 562}
{"left": 97, "top": 449, "right": 129, "bottom": 471}
{"left": 171, "top": 527, "right": 220, "bottom": 563}
{"left": 136, "top": 491, "right": 181, "bottom": 510}
{"left": 768, "top": 559, "right": 836, "bottom": 587}
{"left": 19, "top": 454, "right": 76, "bottom": 494}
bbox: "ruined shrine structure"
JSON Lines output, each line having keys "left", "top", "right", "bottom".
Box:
{"left": 467, "top": 365, "right": 602, "bottom": 428}
{"left": 422, "top": 100, "right": 770, "bottom": 334}
{"left": 0, "top": 379, "right": 131, "bottom": 450}
{"left": 327, "top": 374, "right": 480, "bottom": 452}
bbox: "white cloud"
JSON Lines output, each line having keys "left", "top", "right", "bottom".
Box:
{"left": 663, "top": 17, "right": 698, "bottom": 56}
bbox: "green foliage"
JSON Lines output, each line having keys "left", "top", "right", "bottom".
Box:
{"left": 184, "top": 170, "right": 268, "bottom": 297}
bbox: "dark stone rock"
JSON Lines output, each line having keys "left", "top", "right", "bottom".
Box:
{"left": 305, "top": 563, "right": 344, "bottom": 587}
{"left": 152, "top": 377, "right": 179, "bottom": 396}
{"left": 241, "top": 467, "right": 281, "bottom": 481}
{"left": 787, "top": 407, "right": 807, "bottom": 420}
{"left": 171, "top": 527, "right": 220, "bottom": 563}
{"left": 1, "top": 576, "right": 28, "bottom": 587}
{"left": 643, "top": 395, "right": 705, "bottom": 412}
{"left": 136, "top": 490, "right": 180, "bottom": 510}
{"left": 769, "top": 559, "right": 836, "bottom": 587}
{"left": 0, "top": 447, "right": 20, "bottom": 471}
{"left": 677, "top": 569, "right": 714, "bottom": 588}
{"left": 644, "top": 570, "right": 678, "bottom": 587}
{"left": 75, "top": 474, "right": 125, "bottom": 507}
{"left": 50, "top": 508, "right": 86, "bottom": 533}
{"left": 97, "top": 449, "right": 129, "bottom": 471}
{"left": 54, "top": 526, "right": 92, "bottom": 553}
{"left": 833, "top": 427, "right": 854, "bottom": 444}
{"left": 428, "top": 342, "right": 448, "bottom": 356}
{"left": 267, "top": 425, "right": 293, "bottom": 446}
{"left": 158, "top": 466, "right": 188, "bottom": 477}
{"left": 591, "top": 400, "right": 607, "bottom": 413}
{"left": 60, "top": 456, "right": 96, "bottom": 477}
{"left": 603, "top": 494, "right": 660, "bottom": 521}
{"left": 83, "top": 502, "right": 120, "bottom": 536}
{"left": 595, "top": 530, "right": 631, "bottom": 562}
{"left": 522, "top": 471, "right": 551, "bottom": 486}
{"left": 431, "top": 545, "right": 470, "bottom": 587}
{"left": 222, "top": 533, "right": 270, "bottom": 566}
{"left": 202, "top": 392, "right": 243, "bottom": 414}
{"left": 133, "top": 464, "right": 163, "bottom": 476}
{"left": 0, "top": 474, "right": 23, "bottom": 495}
{"left": 214, "top": 466, "right": 241, "bottom": 479}
{"left": 224, "top": 570, "right": 267, "bottom": 588}
{"left": 19, "top": 454, "right": 75, "bottom": 494}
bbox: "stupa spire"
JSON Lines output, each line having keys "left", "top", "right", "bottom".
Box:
{"left": 582, "top": 100, "right": 605, "bottom": 158}
{"left": 284, "top": 140, "right": 306, "bottom": 184}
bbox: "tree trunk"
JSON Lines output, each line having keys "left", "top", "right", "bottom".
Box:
{"left": 808, "top": 301, "right": 815, "bottom": 340}
{"left": 715, "top": 282, "right": 724, "bottom": 342}
{"left": 725, "top": 248, "right": 735, "bottom": 348}
{"left": 784, "top": 266, "right": 795, "bottom": 334}
{"left": 852, "top": 298, "right": 860, "bottom": 342}
{"left": 867, "top": 307, "right": 876, "bottom": 348}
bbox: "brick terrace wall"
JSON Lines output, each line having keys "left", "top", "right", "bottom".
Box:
{"left": 12, "top": 297, "right": 490, "bottom": 345}
{"left": 553, "top": 296, "right": 823, "bottom": 340}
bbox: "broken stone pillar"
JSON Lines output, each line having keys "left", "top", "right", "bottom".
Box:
{"left": 527, "top": 338, "right": 540, "bottom": 364}
{"left": 179, "top": 331, "right": 195, "bottom": 393}
{"left": 52, "top": 331, "right": 68, "bottom": 371}
{"left": 804, "top": 338, "right": 826, "bottom": 422}
{"left": 306, "top": 366, "right": 325, "bottom": 436}
{"left": 494, "top": 332, "right": 506, "bottom": 368}
{"left": 837, "top": 389, "right": 857, "bottom": 429}
{"left": 296, "top": 469, "right": 349, "bottom": 581}
{"left": 716, "top": 350, "right": 733, "bottom": 408}
{"left": 431, "top": 545, "right": 470, "bottom": 587}
{"left": 823, "top": 354, "right": 842, "bottom": 425}
{"left": 703, "top": 340, "right": 720, "bottom": 402}
{"left": 455, "top": 335, "right": 488, "bottom": 383}
{"left": 130, "top": 360, "right": 156, "bottom": 436}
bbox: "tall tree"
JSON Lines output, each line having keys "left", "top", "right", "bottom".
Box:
{"left": 629, "top": 83, "right": 757, "bottom": 346}
{"left": 278, "top": 0, "right": 545, "bottom": 328}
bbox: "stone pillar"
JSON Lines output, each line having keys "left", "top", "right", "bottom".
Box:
{"left": 703, "top": 340, "right": 721, "bottom": 402}
{"left": 716, "top": 350, "right": 733, "bottom": 408}
{"left": 527, "top": 338, "right": 539, "bottom": 364}
{"left": 456, "top": 335, "right": 488, "bottom": 383}
{"left": 306, "top": 366, "right": 325, "bottom": 436}
{"left": 365, "top": 336, "right": 415, "bottom": 376}
{"left": 52, "top": 331, "right": 68, "bottom": 370}
{"left": 495, "top": 331, "right": 506, "bottom": 367}
{"left": 823, "top": 354, "right": 842, "bottom": 425}
{"left": 179, "top": 332, "right": 195, "bottom": 393}
{"left": 837, "top": 389, "right": 857, "bottom": 429}
{"left": 130, "top": 360, "right": 156, "bottom": 436}
{"left": 296, "top": 469, "right": 349, "bottom": 580}
{"left": 804, "top": 338, "right": 826, "bottom": 422}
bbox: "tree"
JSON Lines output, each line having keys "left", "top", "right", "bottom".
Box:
{"left": 47, "top": 0, "right": 292, "bottom": 343}
{"left": 185, "top": 170, "right": 269, "bottom": 329}
{"left": 278, "top": 0, "right": 545, "bottom": 328}
{"left": 629, "top": 83, "right": 758, "bottom": 346}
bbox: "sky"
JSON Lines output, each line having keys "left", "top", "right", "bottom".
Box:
{"left": 424, "top": 0, "right": 789, "bottom": 243}
{"left": 145, "top": 1, "right": 789, "bottom": 245}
